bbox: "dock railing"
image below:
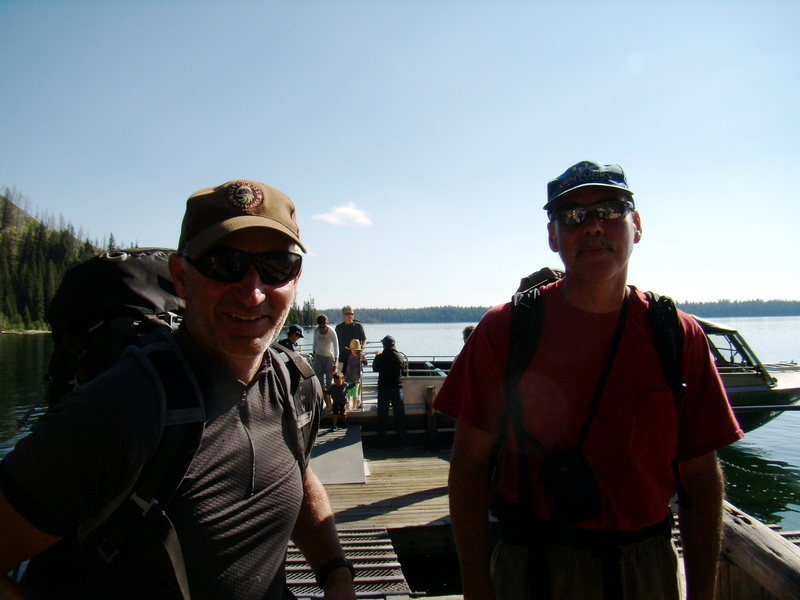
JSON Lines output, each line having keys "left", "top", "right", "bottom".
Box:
{"left": 718, "top": 501, "right": 800, "bottom": 600}
{"left": 332, "top": 344, "right": 455, "bottom": 445}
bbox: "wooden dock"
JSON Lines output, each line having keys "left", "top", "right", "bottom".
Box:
{"left": 289, "top": 436, "right": 457, "bottom": 599}
{"left": 324, "top": 445, "right": 451, "bottom": 530}
{"left": 292, "top": 428, "right": 800, "bottom": 600}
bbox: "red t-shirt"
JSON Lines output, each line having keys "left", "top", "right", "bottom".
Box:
{"left": 434, "top": 282, "right": 743, "bottom": 531}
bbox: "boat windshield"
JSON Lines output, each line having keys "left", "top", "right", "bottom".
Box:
{"left": 705, "top": 331, "right": 758, "bottom": 372}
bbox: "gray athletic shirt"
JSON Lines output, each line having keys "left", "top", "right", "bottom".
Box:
{"left": 0, "top": 328, "right": 305, "bottom": 599}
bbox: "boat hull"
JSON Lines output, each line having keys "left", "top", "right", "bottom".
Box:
{"left": 724, "top": 367, "right": 800, "bottom": 432}
{"left": 348, "top": 351, "right": 800, "bottom": 435}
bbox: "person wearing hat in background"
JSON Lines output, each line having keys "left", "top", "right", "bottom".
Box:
{"left": 371, "top": 335, "right": 408, "bottom": 449}
{"left": 279, "top": 322, "right": 305, "bottom": 353}
{"left": 435, "top": 162, "right": 742, "bottom": 600}
{"left": 335, "top": 306, "right": 366, "bottom": 375}
{"left": 0, "top": 180, "right": 356, "bottom": 599}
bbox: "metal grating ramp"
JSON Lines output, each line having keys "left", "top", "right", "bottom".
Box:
{"left": 286, "top": 526, "right": 412, "bottom": 599}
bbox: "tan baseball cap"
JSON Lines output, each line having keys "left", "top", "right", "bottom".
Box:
{"left": 178, "top": 180, "right": 307, "bottom": 259}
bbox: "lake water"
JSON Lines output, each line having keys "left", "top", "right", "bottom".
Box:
{"left": 2, "top": 316, "right": 799, "bottom": 530}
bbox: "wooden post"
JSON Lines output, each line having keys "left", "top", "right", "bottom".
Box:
{"left": 425, "top": 386, "right": 437, "bottom": 448}
{"left": 718, "top": 501, "right": 800, "bottom": 600}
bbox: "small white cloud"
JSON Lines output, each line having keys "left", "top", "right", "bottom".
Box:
{"left": 312, "top": 203, "right": 373, "bottom": 226}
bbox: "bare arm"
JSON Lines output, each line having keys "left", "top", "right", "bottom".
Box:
{"left": 449, "top": 418, "right": 497, "bottom": 600}
{"left": 291, "top": 467, "right": 355, "bottom": 600}
{"left": 678, "top": 451, "right": 724, "bottom": 600}
{"left": 0, "top": 491, "right": 61, "bottom": 599}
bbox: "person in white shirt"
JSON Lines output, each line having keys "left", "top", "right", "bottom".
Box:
{"left": 313, "top": 314, "right": 339, "bottom": 411}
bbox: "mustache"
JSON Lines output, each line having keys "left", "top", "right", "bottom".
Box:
{"left": 576, "top": 238, "right": 614, "bottom": 253}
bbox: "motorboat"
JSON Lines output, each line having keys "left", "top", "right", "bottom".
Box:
{"left": 697, "top": 316, "right": 800, "bottom": 432}
{"left": 350, "top": 318, "right": 800, "bottom": 435}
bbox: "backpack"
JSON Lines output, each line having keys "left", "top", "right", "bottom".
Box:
{"left": 23, "top": 248, "right": 320, "bottom": 599}
{"left": 44, "top": 248, "right": 186, "bottom": 405}
{"left": 493, "top": 267, "right": 688, "bottom": 515}
{"left": 508, "top": 267, "right": 687, "bottom": 397}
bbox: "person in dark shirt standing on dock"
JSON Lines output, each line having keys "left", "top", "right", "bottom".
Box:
{"left": 372, "top": 335, "right": 407, "bottom": 448}
{"left": 434, "top": 161, "right": 743, "bottom": 600}
{"left": 335, "top": 305, "right": 366, "bottom": 375}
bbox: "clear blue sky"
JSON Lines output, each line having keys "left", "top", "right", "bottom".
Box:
{"left": 2, "top": 1, "right": 798, "bottom": 309}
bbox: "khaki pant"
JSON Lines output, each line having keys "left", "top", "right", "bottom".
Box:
{"left": 490, "top": 535, "right": 683, "bottom": 600}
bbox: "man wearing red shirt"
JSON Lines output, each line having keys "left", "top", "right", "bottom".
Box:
{"left": 435, "top": 161, "right": 743, "bottom": 600}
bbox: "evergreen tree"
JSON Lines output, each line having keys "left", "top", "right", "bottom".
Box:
{"left": 1, "top": 194, "right": 10, "bottom": 229}
{"left": 0, "top": 194, "right": 101, "bottom": 330}
{"left": 301, "top": 298, "right": 317, "bottom": 327}
{"left": 286, "top": 301, "right": 302, "bottom": 326}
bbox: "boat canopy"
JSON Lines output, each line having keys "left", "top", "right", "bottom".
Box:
{"left": 694, "top": 316, "right": 739, "bottom": 335}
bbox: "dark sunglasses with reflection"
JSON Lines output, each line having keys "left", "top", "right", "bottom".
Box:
{"left": 550, "top": 199, "right": 634, "bottom": 227}
{"left": 185, "top": 248, "right": 302, "bottom": 285}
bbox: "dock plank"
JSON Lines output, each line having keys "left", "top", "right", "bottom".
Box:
{"left": 322, "top": 447, "right": 452, "bottom": 529}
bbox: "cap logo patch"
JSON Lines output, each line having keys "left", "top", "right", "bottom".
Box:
{"left": 228, "top": 182, "right": 264, "bottom": 211}
{"left": 554, "top": 162, "right": 615, "bottom": 195}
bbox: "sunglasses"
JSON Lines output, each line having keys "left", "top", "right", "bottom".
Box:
{"left": 344, "top": 312, "right": 354, "bottom": 316}
{"left": 185, "top": 248, "right": 302, "bottom": 285}
{"left": 551, "top": 199, "right": 634, "bottom": 226}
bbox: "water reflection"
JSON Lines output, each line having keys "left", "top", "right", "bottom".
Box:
{"left": 0, "top": 333, "right": 51, "bottom": 455}
{"left": 719, "top": 442, "right": 800, "bottom": 530}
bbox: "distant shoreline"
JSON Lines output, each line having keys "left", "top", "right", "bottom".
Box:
{"left": 318, "top": 301, "right": 800, "bottom": 324}
{"left": 3, "top": 302, "right": 800, "bottom": 334}
{"left": 1, "top": 330, "right": 49, "bottom": 335}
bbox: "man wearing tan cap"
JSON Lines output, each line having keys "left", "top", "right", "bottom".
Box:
{"left": 0, "top": 181, "right": 356, "bottom": 599}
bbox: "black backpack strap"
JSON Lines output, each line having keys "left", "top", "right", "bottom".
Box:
{"left": 504, "top": 286, "right": 548, "bottom": 507}
{"left": 645, "top": 291, "right": 690, "bottom": 507}
{"left": 493, "top": 271, "right": 562, "bottom": 510}
{"left": 89, "top": 336, "right": 205, "bottom": 600}
{"left": 645, "top": 291, "right": 687, "bottom": 398}
{"left": 270, "top": 344, "right": 323, "bottom": 472}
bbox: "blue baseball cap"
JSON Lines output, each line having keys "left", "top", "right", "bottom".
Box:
{"left": 545, "top": 161, "right": 634, "bottom": 211}
{"left": 288, "top": 324, "right": 304, "bottom": 337}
